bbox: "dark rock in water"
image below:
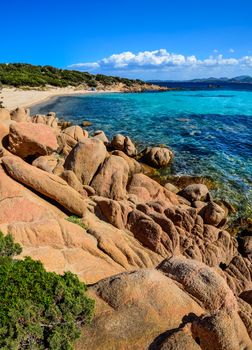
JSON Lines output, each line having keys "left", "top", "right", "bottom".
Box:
{"left": 82, "top": 120, "right": 92, "bottom": 127}
{"left": 140, "top": 146, "right": 173, "bottom": 168}
{"left": 179, "top": 183, "right": 209, "bottom": 202}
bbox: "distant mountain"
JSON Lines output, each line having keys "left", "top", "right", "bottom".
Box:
{"left": 147, "top": 76, "right": 252, "bottom": 84}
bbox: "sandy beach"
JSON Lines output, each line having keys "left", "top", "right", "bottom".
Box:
{"left": 1, "top": 87, "right": 102, "bottom": 110}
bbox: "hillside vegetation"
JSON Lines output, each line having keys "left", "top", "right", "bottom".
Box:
{"left": 0, "top": 232, "right": 94, "bottom": 349}
{"left": 0, "top": 63, "right": 145, "bottom": 88}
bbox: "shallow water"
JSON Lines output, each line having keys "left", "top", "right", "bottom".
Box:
{"left": 32, "top": 89, "right": 252, "bottom": 218}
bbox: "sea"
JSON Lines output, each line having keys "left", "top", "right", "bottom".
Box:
{"left": 31, "top": 82, "right": 252, "bottom": 220}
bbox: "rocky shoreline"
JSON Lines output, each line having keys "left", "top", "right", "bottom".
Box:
{"left": 0, "top": 106, "right": 251, "bottom": 349}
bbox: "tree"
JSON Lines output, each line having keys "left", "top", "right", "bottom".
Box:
{"left": 0, "top": 232, "right": 94, "bottom": 349}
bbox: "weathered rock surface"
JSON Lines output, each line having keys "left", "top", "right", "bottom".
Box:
{"left": 10, "top": 107, "right": 30, "bottom": 122}
{"left": 1, "top": 156, "right": 85, "bottom": 216}
{"left": 93, "top": 130, "right": 109, "bottom": 144}
{"left": 112, "top": 150, "right": 142, "bottom": 175}
{"left": 0, "top": 108, "right": 11, "bottom": 121}
{"left": 8, "top": 122, "right": 58, "bottom": 158}
{"left": 140, "top": 146, "right": 173, "bottom": 168}
{"left": 91, "top": 155, "right": 129, "bottom": 200}
{"left": 76, "top": 269, "right": 204, "bottom": 350}
{"left": 76, "top": 259, "right": 252, "bottom": 349}
{"left": 111, "top": 134, "right": 137, "bottom": 157}
{"left": 199, "top": 201, "right": 226, "bottom": 226}
{"left": 64, "top": 138, "right": 107, "bottom": 185}
{"left": 32, "top": 154, "right": 60, "bottom": 173}
{"left": 179, "top": 183, "right": 209, "bottom": 202}
{"left": 59, "top": 125, "right": 88, "bottom": 155}
{"left": 31, "top": 114, "right": 58, "bottom": 129}
{"left": 128, "top": 173, "right": 179, "bottom": 205}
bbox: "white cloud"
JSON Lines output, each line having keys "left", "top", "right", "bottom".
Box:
{"left": 68, "top": 49, "right": 252, "bottom": 79}
{"left": 229, "top": 48, "right": 235, "bottom": 53}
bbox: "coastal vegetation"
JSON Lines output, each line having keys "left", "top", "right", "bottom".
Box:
{"left": 0, "top": 63, "right": 145, "bottom": 88}
{"left": 0, "top": 232, "right": 94, "bottom": 350}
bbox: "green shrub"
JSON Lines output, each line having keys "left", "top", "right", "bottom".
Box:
{"left": 0, "top": 232, "right": 94, "bottom": 349}
{"left": 66, "top": 216, "right": 88, "bottom": 230}
{"left": 0, "top": 63, "right": 145, "bottom": 88}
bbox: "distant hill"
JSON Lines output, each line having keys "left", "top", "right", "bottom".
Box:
{"left": 0, "top": 63, "right": 146, "bottom": 89}
{"left": 148, "top": 75, "right": 252, "bottom": 84}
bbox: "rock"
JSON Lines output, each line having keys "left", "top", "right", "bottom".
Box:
{"left": 0, "top": 108, "right": 11, "bottom": 121}
{"left": 58, "top": 120, "right": 72, "bottom": 129}
{"left": 64, "top": 138, "right": 107, "bottom": 185}
{"left": 140, "top": 146, "right": 173, "bottom": 168}
{"left": 32, "top": 154, "right": 59, "bottom": 173}
{"left": 0, "top": 163, "right": 65, "bottom": 223}
{"left": 93, "top": 196, "right": 133, "bottom": 229}
{"left": 2, "top": 156, "right": 85, "bottom": 217}
{"left": 192, "top": 200, "right": 207, "bottom": 210}
{"left": 112, "top": 150, "right": 142, "bottom": 175}
{"left": 93, "top": 130, "right": 109, "bottom": 144}
{"left": 82, "top": 120, "right": 92, "bottom": 127}
{"left": 164, "top": 182, "right": 179, "bottom": 193}
{"left": 111, "top": 134, "right": 137, "bottom": 157}
{"left": 240, "top": 290, "right": 252, "bottom": 306}
{"left": 154, "top": 329, "right": 201, "bottom": 350}
{"left": 91, "top": 155, "right": 129, "bottom": 200}
{"left": 76, "top": 269, "right": 204, "bottom": 350}
{"left": 239, "top": 236, "right": 252, "bottom": 257}
{"left": 128, "top": 173, "right": 179, "bottom": 205}
{"left": 61, "top": 170, "right": 87, "bottom": 197}
{"left": 179, "top": 183, "right": 209, "bottom": 202}
{"left": 127, "top": 209, "right": 163, "bottom": 253}
{"left": 158, "top": 256, "right": 237, "bottom": 312}
{"left": 83, "top": 185, "right": 96, "bottom": 196}
{"left": 31, "top": 114, "right": 58, "bottom": 129}
{"left": 10, "top": 107, "right": 29, "bottom": 122}
{"left": 8, "top": 122, "right": 58, "bottom": 158}
{"left": 58, "top": 125, "right": 89, "bottom": 155}
{"left": 192, "top": 311, "right": 252, "bottom": 350}
{"left": 199, "top": 201, "right": 226, "bottom": 226}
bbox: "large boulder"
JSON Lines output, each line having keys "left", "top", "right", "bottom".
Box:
{"left": 127, "top": 173, "right": 179, "bottom": 205}
{"left": 8, "top": 122, "right": 58, "bottom": 158}
{"left": 59, "top": 125, "right": 88, "bottom": 156}
{"left": 32, "top": 154, "right": 60, "bottom": 173}
{"left": 64, "top": 138, "right": 107, "bottom": 185}
{"left": 158, "top": 256, "right": 237, "bottom": 312}
{"left": 10, "top": 107, "right": 30, "bottom": 122}
{"left": 140, "top": 146, "right": 173, "bottom": 168}
{"left": 93, "top": 130, "right": 109, "bottom": 144}
{"left": 179, "top": 183, "right": 209, "bottom": 202}
{"left": 31, "top": 114, "right": 58, "bottom": 129}
{"left": 91, "top": 155, "right": 129, "bottom": 200}
{"left": 0, "top": 108, "right": 11, "bottom": 121}
{"left": 1, "top": 156, "right": 85, "bottom": 216}
{"left": 199, "top": 201, "right": 226, "bottom": 226}
{"left": 75, "top": 269, "right": 204, "bottom": 350}
{"left": 111, "top": 134, "right": 137, "bottom": 157}
{"left": 112, "top": 150, "right": 142, "bottom": 175}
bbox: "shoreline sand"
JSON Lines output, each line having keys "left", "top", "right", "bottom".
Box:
{"left": 1, "top": 87, "right": 117, "bottom": 110}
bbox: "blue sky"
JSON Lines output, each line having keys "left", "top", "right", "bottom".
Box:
{"left": 1, "top": 0, "right": 252, "bottom": 79}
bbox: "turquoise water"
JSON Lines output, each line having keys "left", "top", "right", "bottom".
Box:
{"left": 32, "top": 90, "right": 252, "bottom": 218}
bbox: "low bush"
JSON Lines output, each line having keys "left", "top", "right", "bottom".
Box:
{"left": 0, "top": 232, "right": 94, "bottom": 349}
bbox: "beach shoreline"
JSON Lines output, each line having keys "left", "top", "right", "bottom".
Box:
{"left": 1, "top": 87, "right": 119, "bottom": 110}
